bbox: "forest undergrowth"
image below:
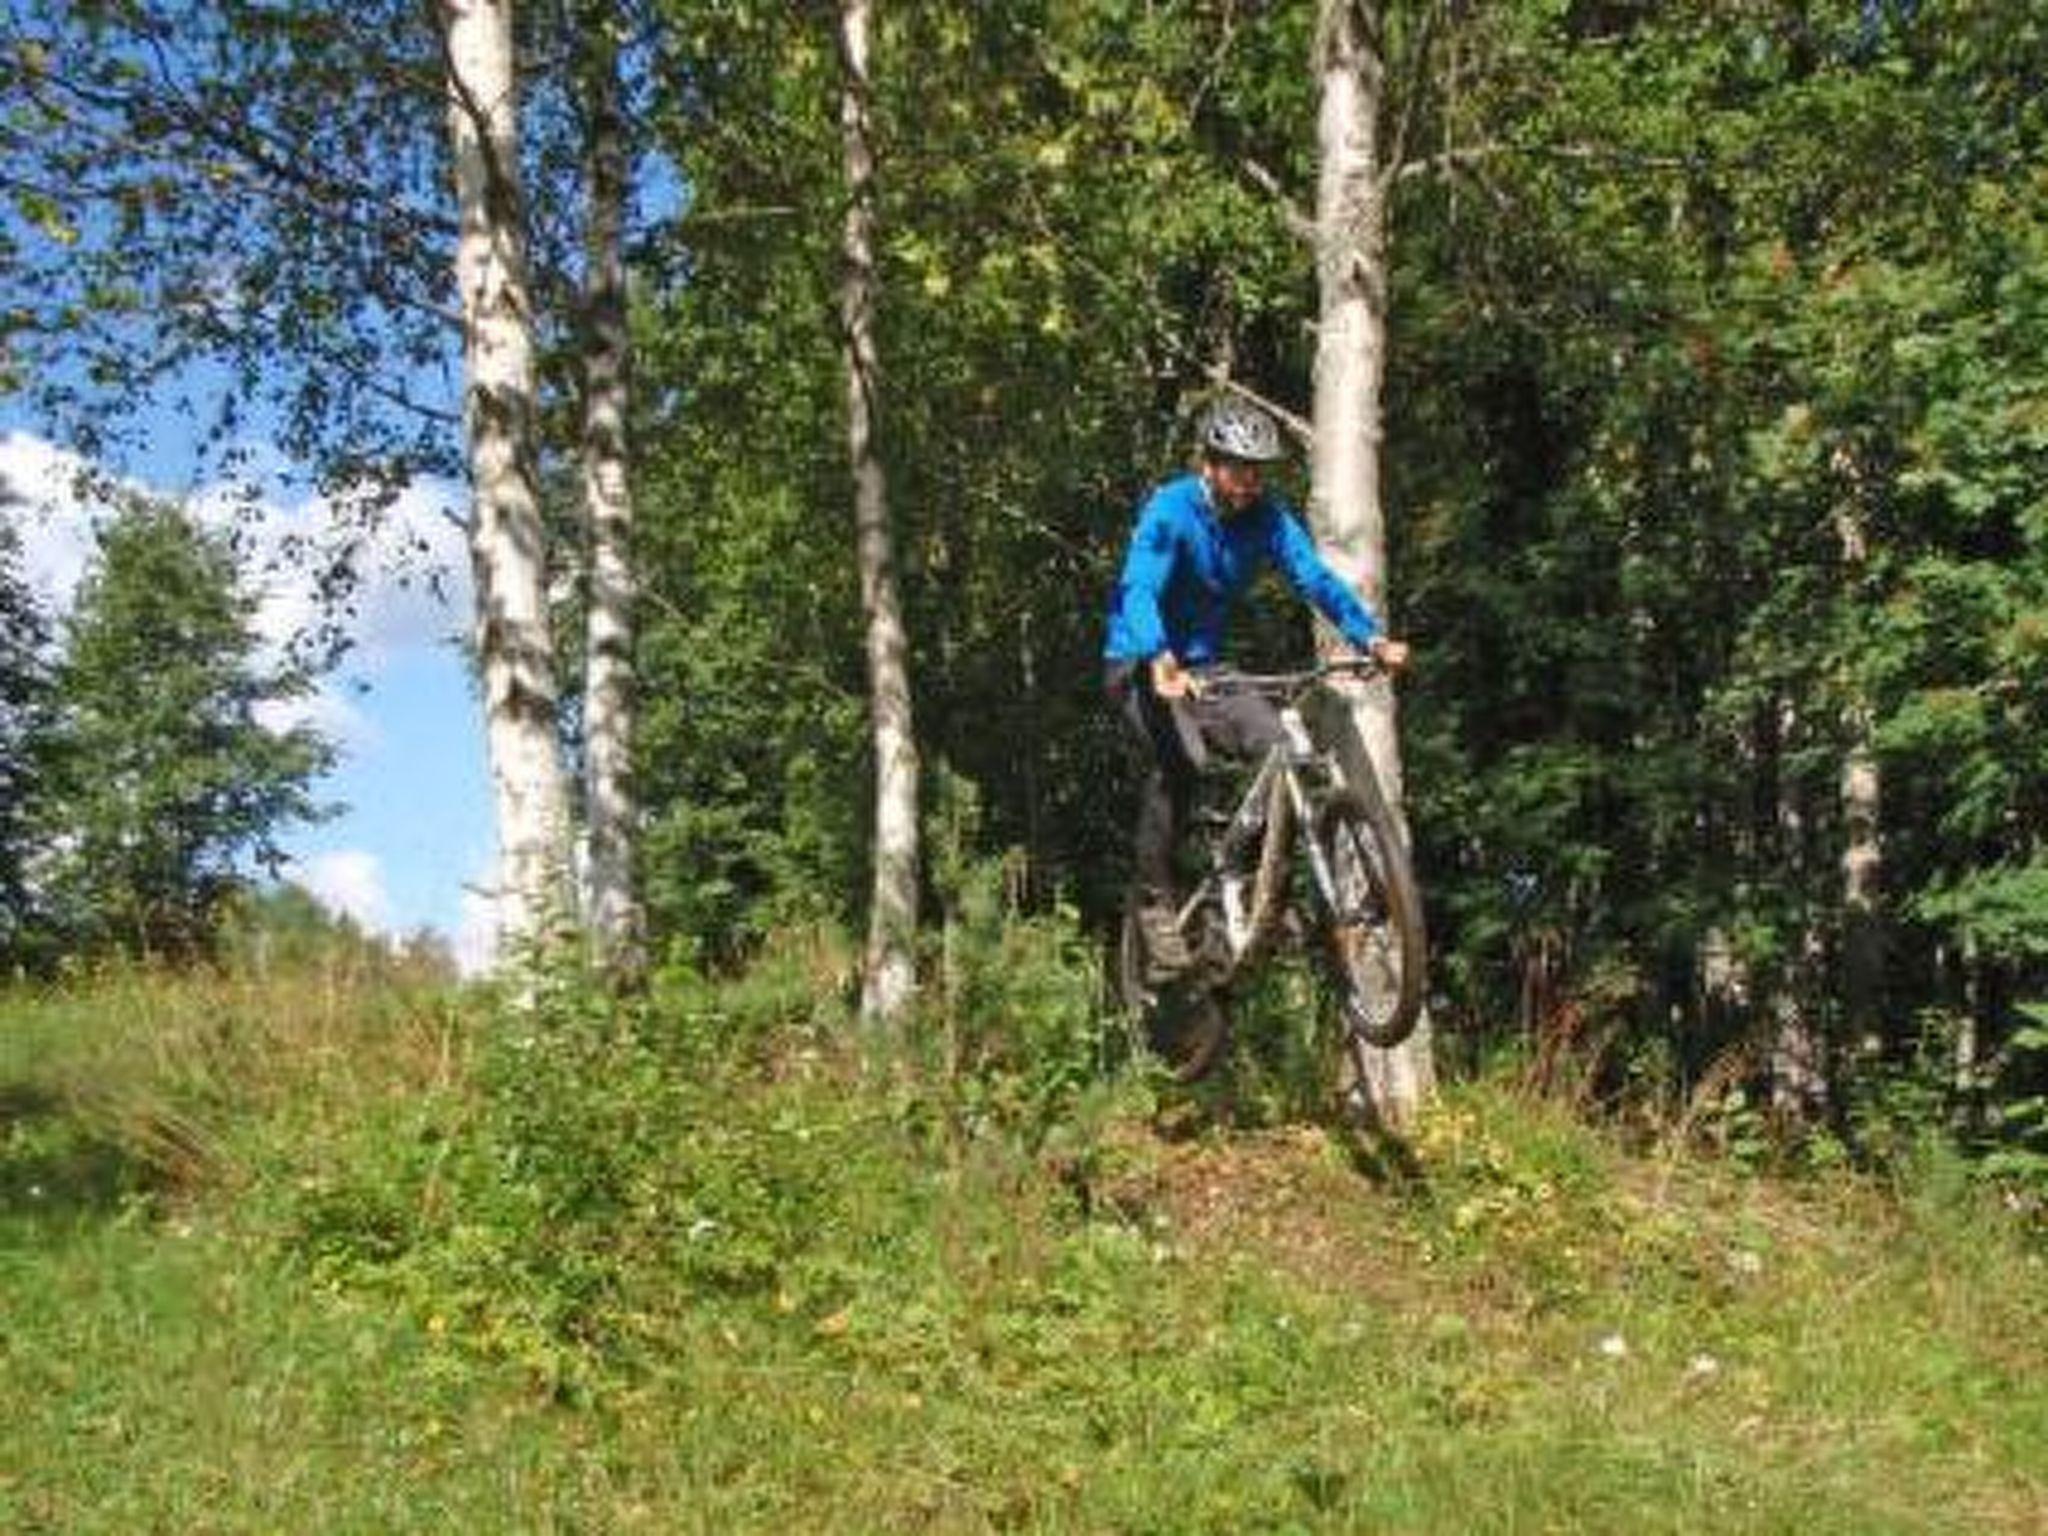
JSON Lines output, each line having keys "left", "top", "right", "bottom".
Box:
{"left": 2, "top": 927, "right": 2043, "bottom": 1533}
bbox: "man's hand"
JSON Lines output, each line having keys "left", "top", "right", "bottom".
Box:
{"left": 1370, "top": 636, "right": 1411, "bottom": 674}
{"left": 1150, "top": 652, "right": 1204, "bottom": 700}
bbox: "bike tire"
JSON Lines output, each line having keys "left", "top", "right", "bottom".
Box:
{"left": 1116, "top": 895, "right": 1231, "bottom": 1082}
{"left": 1310, "top": 787, "right": 1426, "bottom": 1050}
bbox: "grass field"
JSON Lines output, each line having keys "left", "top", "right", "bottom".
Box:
{"left": 3, "top": 957, "right": 2043, "bottom": 1532}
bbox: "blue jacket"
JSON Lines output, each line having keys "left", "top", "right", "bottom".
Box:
{"left": 1103, "top": 473, "right": 1383, "bottom": 665}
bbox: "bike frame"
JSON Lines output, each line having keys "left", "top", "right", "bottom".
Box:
{"left": 1176, "top": 659, "right": 1384, "bottom": 986}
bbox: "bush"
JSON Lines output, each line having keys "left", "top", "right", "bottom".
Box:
{"left": 1981, "top": 1004, "right": 2048, "bottom": 1208}
{"left": 276, "top": 950, "right": 951, "bottom": 1397}
{"left": 927, "top": 850, "right": 1132, "bottom": 1147}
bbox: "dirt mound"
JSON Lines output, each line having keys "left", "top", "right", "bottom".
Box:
{"left": 1091, "top": 1121, "right": 1422, "bottom": 1298}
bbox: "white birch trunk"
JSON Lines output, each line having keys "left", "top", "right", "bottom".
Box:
{"left": 1768, "top": 699, "right": 1828, "bottom": 1116}
{"left": 840, "top": 0, "right": 919, "bottom": 1027}
{"left": 1310, "top": 0, "right": 1435, "bottom": 1124}
{"left": 578, "top": 12, "right": 644, "bottom": 976}
{"left": 442, "top": 0, "right": 572, "bottom": 962}
{"left": 1834, "top": 495, "right": 1882, "bottom": 1054}
{"left": 1841, "top": 731, "right": 1882, "bottom": 1044}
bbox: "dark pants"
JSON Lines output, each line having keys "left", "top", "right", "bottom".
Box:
{"left": 1105, "top": 661, "right": 1285, "bottom": 897}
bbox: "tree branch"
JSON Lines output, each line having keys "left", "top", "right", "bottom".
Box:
{"left": 681, "top": 202, "right": 805, "bottom": 226}
{"left": 1240, "top": 156, "right": 1316, "bottom": 244}
{"left": 13, "top": 45, "right": 456, "bottom": 261}
{"left": 357, "top": 371, "right": 464, "bottom": 427}
{"left": 1395, "top": 140, "right": 1695, "bottom": 184}
{"left": 1382, "top": 0, "right": 1441, "bottom": 191}
{"left": 1187, "top": 0, "right": 1242, "bottom": 121}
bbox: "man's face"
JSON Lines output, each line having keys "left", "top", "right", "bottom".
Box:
{"left": 1206, "top": 456, "right": 1265, "bottom": 514}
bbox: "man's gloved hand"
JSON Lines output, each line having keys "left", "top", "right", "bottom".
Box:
{"left": 1150, "top": 652, "right": 1206, "bottom": 700}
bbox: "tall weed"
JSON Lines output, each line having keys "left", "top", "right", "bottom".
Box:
{"left": 928, "top": 852, "right": 1133, "bottom": 1148}
{"left": 1, "top": 956, "right": 463, "bottom": 1200}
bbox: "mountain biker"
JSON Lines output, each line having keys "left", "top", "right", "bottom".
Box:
{"left": 1103, "top": 396, "right": 1409, "bottom": 982}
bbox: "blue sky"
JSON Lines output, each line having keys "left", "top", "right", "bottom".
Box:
{"left": 286, "top": 645, "right": 496, "bottom": 964}
{"left": 2, "top": 428, "right": 497, "bottom": 969}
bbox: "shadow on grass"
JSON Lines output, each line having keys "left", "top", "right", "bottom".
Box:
{"left": 0, "top": 1081, "right": 159, "bottom": 1221}
{"left": 1336, "top": 1107, "right": 1430, "bottom": 1194}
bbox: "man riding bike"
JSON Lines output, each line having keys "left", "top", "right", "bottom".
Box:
{"left": 1103, "top": 397, "right": 1409, "bottom": 982}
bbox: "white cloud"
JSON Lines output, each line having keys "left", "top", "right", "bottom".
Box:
{"left": 295, "top": 849, "right": 395, "bottom": 935}
{"left": 254, "top": 687, "right": 379, "bottom": 755}
{"left": 3, "top": 428, "right": 467, "bottom": 764}
{"left": 2, "top": 429, "right": 471, "bottom": 667}
{"left": 225, "top": 478, "right": 473, "bottom": 669}
{"left": 2, "top": 430, "right": 104, "bottom": 608}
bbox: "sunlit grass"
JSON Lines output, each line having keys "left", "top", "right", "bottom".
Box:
{"left": 0, "top": 955, "right": 468, "bottom": 1200}
{"left": 2, "top": 957, "right": 2043, "bottom": 1532}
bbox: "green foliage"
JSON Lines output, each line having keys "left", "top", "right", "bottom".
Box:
{"left": 924, "top": 768, "right": 1131, "bottom": 1145}
{"left": 10, "top": 0, "right": 2048, "bottom": 1181}
{"left": 279, "top": 884, "right": 1138, "bottom": 1397}
{"left": 599, "top": 0, "right": 2048, "bottom": 1181}
{"left": 277, "top": 952, "right": 904, "bottom": 1396}
{"left": 218, "top": 882, "right": 457, "bottom": 981}
{"left": 1, "top": 0, "right": 459, "bottom": 478}
{"left": 0, "top": 518, "right": 51, "bottom": 966}
{"left": 632, "top": 467, "right": 871, "bottom": 962}
{"left": 629, "top": 0, "right": 1320, "bottom": 970}
{"left": 1373, "top": 0, "right": 2048, "bottom": 1161}
{"left": 26, "top": 499, "right": 333, "bottom": 959}
{"left": 1982, "top": 1005, "right": 2048, "bottom": 1202}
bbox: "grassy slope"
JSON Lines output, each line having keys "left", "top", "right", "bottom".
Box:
{"left": 2, "top": 964, "right": 2043, "bottom": 1534}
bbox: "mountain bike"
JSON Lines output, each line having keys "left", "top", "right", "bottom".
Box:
{"left": 1114, "top": 658, "right": 1426, "bottom": 1086}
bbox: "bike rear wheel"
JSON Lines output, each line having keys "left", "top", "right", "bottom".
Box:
{"left": 1116, "top": 894, "right": 1230, "bottom": 1082}
{"left": 1310, "top": 789, "right": 1426, "bottom": 1050}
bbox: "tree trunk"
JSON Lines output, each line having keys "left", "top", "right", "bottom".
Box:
{"left": 1840, "top": 732, "right": 1882, "bottom": 1045}
{"left": 1834, "top": 494, "right": 1882, "bottom": 1054}
{"left": 839, "top": 0, "right": 919, "bottom": 1028}
{"left": 441, "top": 0, "right": 572, "bottom": 962}
{"left": 1766, "top": 697, "right": 1829, "bottom": 1116}
{"left": 576, "top": 8, "right": 644, "bottom": 978}
{"left": 1309, "top": 0, "right": 1435, "bottom": 1124}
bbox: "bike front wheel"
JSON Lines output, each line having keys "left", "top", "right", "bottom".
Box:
{"left": 1310, "top": 790, "right": 1426, "bottom": 1050}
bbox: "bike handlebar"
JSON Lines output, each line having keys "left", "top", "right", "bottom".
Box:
{"left": 1195, "top": 657, "right": 1387, "bottom": 696}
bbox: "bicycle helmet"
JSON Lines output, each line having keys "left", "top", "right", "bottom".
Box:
{"left": 1198, "top": 397, "right": 1286, "bottom": 464}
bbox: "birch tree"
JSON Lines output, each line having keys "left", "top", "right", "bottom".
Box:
{"left": 1309, "top": 0, "right": 1434, "bottom": 1124}
{"left": 442, "top": 0, "right": 574, "bottom": 958}
{"left": 573, "top": 3, "right": 645, "bottom": 976}
{"left": 837, "top": 0, "right": 919, "bottom": 1028}
{"left": 1838, "top": 493, "right": 1883, "bottom": 1058}
{"left": 5, "top": 0, "right": 583, "bottom": 970}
